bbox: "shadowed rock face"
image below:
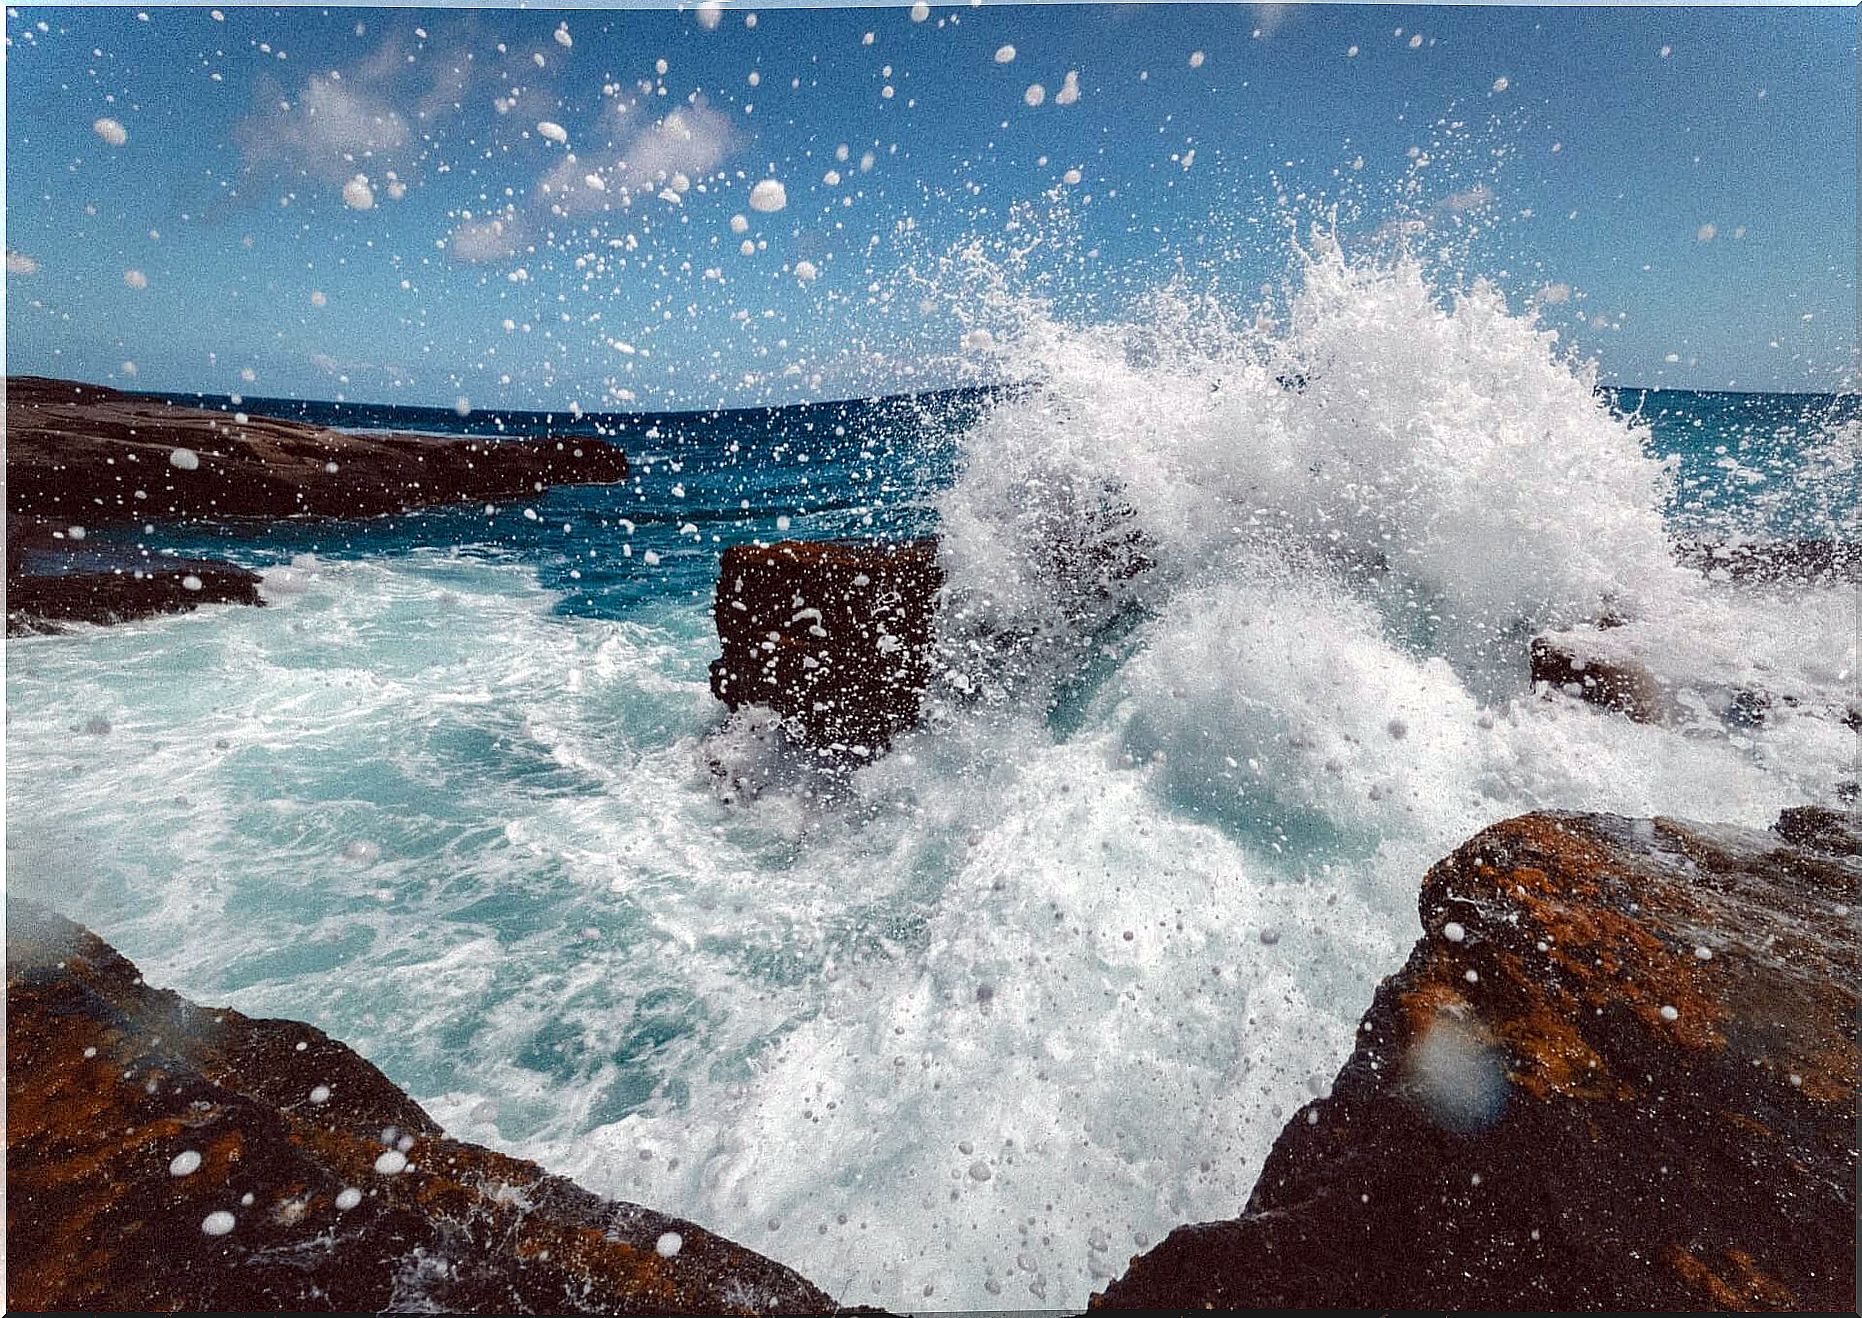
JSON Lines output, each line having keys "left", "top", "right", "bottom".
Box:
{"left": 710, "top": 539, "right": 942, "bottom": 752}
{"left": 1094, "top": 810, "right": 1859, "bottom": 1313}
{"left": 5, "top": 899, "right": 841, "bottom": 1315}
{"left": 5, "top": 375, "right": 629, "bottom": 525}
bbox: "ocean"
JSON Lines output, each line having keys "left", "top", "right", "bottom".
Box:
{"left": 7, "top": 246, "right": 1856, "bottom": 1309}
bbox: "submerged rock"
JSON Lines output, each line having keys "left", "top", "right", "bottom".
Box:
{"left": 710, "top": 538, "right": 941, "bottom": 751}
{"left": 5, "top": 898, "right": 842, "bottom": 1315}
{"left": 1094, "top": 809, "right": 1858, "bottom": 1312}
{"left": 5, "top": 375, "right": 629, "bottom": 525}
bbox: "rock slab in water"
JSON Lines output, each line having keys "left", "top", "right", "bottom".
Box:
{"left": 6, "top": 520, "right": 264, "bottom": 634}
{"left": 710, "top": 538, "right": 941, "bottom": 751}
{"left": 5, "top": 898, "right": 842, "bottom": 1315}
{"left": 1529, "top": 632, "right": 1673, "bottom": 723}
{"left": 1094, "top": 809, "right": 1859, "bottom": 1312}
{"left": 6, "top": 375, "right": 629, "bottom": 524}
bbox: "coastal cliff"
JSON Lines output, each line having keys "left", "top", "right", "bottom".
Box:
{"left": 5, "top": 899, "right": 841, "bottom": 1315}
{"left": 1094, "top": 807, "right": 1860, "bottom": 1311}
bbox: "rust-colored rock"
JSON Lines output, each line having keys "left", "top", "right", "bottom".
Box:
{"left": 1094, "top": 809, "right": 1859, "bottom": 1312}
{"left": 6, "top": 375, "right": 629, "bottom": 525}
{"left": 5, "top": 898, "right": 842, "bottom": 1315}
{"left": 710, "top": 538, "right": 941, "bottom": 751}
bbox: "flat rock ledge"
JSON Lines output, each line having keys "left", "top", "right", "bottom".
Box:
{"left": 1093, "top": 808, "right": 1859, "bottom": 1312}
{"left": 6, "top": 375, "right": 629, "bottom": 525}
{"left": 5, "top": 898, "right": 844, "bottom": 1315}
{"left": 6, "top": 520, "right": 264, "bottom": 634}
{"left": 710, "top": 538, "right": 941, "bottom": 752}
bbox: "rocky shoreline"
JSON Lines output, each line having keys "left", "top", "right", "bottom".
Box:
{"left": 1093, "top": 806, "right": 1859, "bottom": 1311}
{"left": 14, "top": 804, "right": 1854, "bottom": 1312}
{"left": 4, "top": 375, "right": 630, "bottom": 633}
{"left": 11, "top": 423, "right": 1858, "bottom": 1309}
{"left": 6, "top": 899, "right": 844, "bottom": 1315}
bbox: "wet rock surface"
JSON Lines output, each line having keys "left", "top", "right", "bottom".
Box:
{"left": 1673, "top": 536, "right": 1861, "bottom": 585}
{"left": 5, "top": 898, "right": 843, "bottom": 1315}
{"left": 1529, "top": 631, "right": 1673, "bottom": 723}
{"left": 6, "top": 375, "right": 629, "bottom": 525}
{"left": 710, "top": 538, "right": 942, "bottom": 752}
{"left": 6, "top": 519, "right": 264, "bottom": 634}
{"left": 1094, "top": 809, "right": 1859, "bottom": 1312}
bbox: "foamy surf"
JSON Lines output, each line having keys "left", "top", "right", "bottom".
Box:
{"left": 5, "top": 243, "right": 1853, "bottom": 1311}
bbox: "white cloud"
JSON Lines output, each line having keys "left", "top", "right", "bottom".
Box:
{"left": 233, "top": 29, "right": 488, "bottom": 203}
{"left": 6, "top": 251, "right": 40, "bottom": 275}
{"left": 1440, "top": 183, "right": 1495, "bottom": 212}
{"left": 240, "top": 73, "right": 409, "bottom": 183}
{"left": 536, "top": 102, "right": 737, "bottom": 213}
{"left": 620, "top": 104, "right": 735, "bottom": 187}
{"left": 93, "top": 117, "right": 129, "bottom": 146}
{"left": 342, "top": 174, "right": 376, "bottom": 209}
{"left": 446, "top": 209, "right": 525, "bottom": 262}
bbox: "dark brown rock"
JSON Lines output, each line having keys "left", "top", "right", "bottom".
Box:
{"left": 710, "top": 539, "right": 942, "bottom": 752}
{"left": 6, "top": 528, "right": 263, "bottom": 634}
{"left": 1530, "top": 634, "right": 1671, "bottom": 723}
{"left": 1773, "top": 805, "right": 1862, "bottom": 858}
{"left": 1674, "top": 537, "right": 1861, "bottom": 585}
{"left": 1094, "top": 809, "right": 1859, "bottom": 1312}
{"left": 5, "top": 375, "right": 629, "bottom": 525}
{"left": 5, "top": 898, "right": 843, "bottom": 1315}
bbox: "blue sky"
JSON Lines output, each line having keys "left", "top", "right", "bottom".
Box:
{"left": 5, "top": 2, "right": 1855, "bottom": 408}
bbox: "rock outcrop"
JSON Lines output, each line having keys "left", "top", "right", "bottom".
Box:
{"left": 5, "top": 898, "right": 842, "bottom": 1315}
{"left": 1094, "top": 809, "right": 1859, "bottom": 1312}
{"left": 6, "top": 519, "right": 263, "bottom": 634}
{"left": 6, "top": 375, "right": 629, "bottom": 525}
{"left": 1674, "top": 536, "right": 1860, "bottom": 585}
{"left": 1529, "top": 631, "right": 1674, "bottom": 723}
{"left": 710, "top": 538, "right": 942, "bottom": 752}
{"left": 706, "top": 532, "right": 1852, "bottom": 752}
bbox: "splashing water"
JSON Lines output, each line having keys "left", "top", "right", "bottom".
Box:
{"left": 6, "top": 241, "right": 1853, "bottom": 1311}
